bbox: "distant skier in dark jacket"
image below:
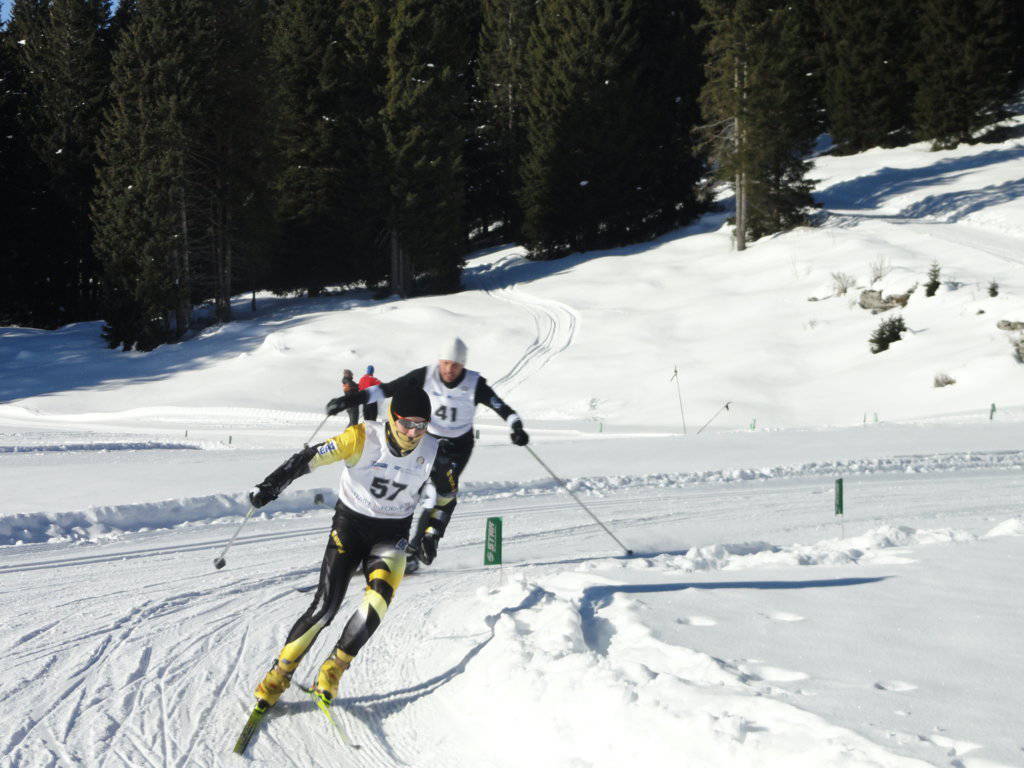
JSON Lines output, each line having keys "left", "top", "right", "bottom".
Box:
{"left": 326, "top": 337, "right": 529, "bottom": 571}
{"left": 358, "top": 365, "right": 382, "bottom": 422}
{"left": 247, "top": 386, "right": 456, "bottom": 712}
{"left": 341, "top": 369, "right": 360, "bottom": 428}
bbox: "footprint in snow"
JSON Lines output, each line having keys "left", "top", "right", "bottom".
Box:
{"left": 875, "top": 680, "right": 918, "bottom": 692}
{"left": 768, "top": 612, "right": 805, "bottom": 622}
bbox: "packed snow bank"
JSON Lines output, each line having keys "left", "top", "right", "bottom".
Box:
{"left": 0, "top": 490, "right": 324, "bottom": 546}
{"left": 594, "top": 524, "right": 978, "bottom": 574}
{"left": 3, "top": 450, "right": 1021, "bottom": 545}
{"left": 427, "top": 574, "right": 934, "bottom": 768}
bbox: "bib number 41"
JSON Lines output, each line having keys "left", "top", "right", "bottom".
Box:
{"left": 435, "top": 405, "right": 458, "bottom": 422}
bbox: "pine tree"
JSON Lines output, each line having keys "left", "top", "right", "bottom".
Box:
{"left": 321, "top": 0, "right": 392, "bottom": 291}
{"left": 191, "top": 1, "right": 273, "bottom": 322}
{"left": 517, "top": 0, "right": 705, "bottom": 260}
{"left": 93, "top": 0, "right": 267, "bottom": 348}
{"left": 470, "top": 0, "right": 536, "bottom": 243}
{"left": 7, "top": 0, "right": 112, "bottom": 324}
{"left": 699, "top": 0, "right": 817, "bottom": 246}
{"left": 383, "top": 0, "right": 475, "bottom": 294}
{"left": 912, "top": 0, "right": 1018, "bottom": 149}
{"left": 92, "top": 0, "right": 198, "bottom": 348}
{"left": 0, "top": 20, "right": 65, "bottom": 327}
{"left": 626, "top": 0, "right": 705, "bottom": 238}
{"left": 818, "top": 0, "right": 916, "bottom": 153}
{"left": 265, "top": 0, "right": 348, "bottom": 295}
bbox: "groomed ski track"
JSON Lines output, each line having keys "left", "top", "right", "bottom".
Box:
{"left": 3, "top": 462, "right": 1024, "bottom": 767}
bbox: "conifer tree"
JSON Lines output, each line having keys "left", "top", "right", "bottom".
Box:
{"left": 93, "top": 0, "right": 268, "bottom": 347}
{"left": 92, "top": 0, "right": 203, "bottom": 348}
{"left": 699, "top": 0, "right": 817, "bottom": 247}
{"left": 265, "top": 0, "right": 347, "bottom": 294}
{"left": 383, "top": 0, "right": 474, "bottom": 294}
{"left": 320, "top": 0, "right": 392, "bottom": 290}
{"left": 912, "top": 0, "right": 1018, "bottom": 148}
{"left": 471, "top": 0, "right": 536, "bottom": 242}
{"left": 519, "top": 0, "right": 704, "bottom": 259}
{"left": 0, "top": 20, "right": 65, "bottom": 326}
{"left": 818, "top": 0, "right": 916, "bottom": 153}
{"left": 8, "top": 0, "right": 112, "bottom": 323}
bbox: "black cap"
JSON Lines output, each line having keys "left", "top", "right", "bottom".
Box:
{"left": 390, "top": 387, "right": 431, "bottom": 420}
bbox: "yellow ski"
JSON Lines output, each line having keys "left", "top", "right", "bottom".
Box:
{"left": 299, "top": 684, "right": 361, "bottom": 749}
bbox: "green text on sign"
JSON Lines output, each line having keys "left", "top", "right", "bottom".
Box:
{"left": 484, "top": 517, "right": 503, "bottom": 565}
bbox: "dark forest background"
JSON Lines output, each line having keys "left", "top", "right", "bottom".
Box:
{"left": 2, "top": 0, "right": 1021, "bottom": 350}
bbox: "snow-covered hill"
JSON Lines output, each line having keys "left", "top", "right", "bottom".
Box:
{"left": 2, "top": 117, "right": 1023, "bottom": 767}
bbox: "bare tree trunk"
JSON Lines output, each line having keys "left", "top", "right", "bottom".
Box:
{"left": 733, "top": 58, "right": 747, "bottom": 252}
{"left": 176, "top": 192, "right": 192, "bottom": 337}
{"left": 390, "top": 227, "right": 410, "bottom": 297}
{"left": 222, "top": 208, "right": 233, "bottom": 322}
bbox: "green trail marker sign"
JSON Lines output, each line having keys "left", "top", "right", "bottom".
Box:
{"left": 484, "top": 517, "right": 503, "bottom": 565}
{"left": 835, "top": 478, "right": 844, "bottom": 516}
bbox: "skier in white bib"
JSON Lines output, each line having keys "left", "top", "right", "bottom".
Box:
{"left": 326, "top": 336, "right": 529, "bottom": 571}
{"left": 245, "top": 387, "right": 453, "bottom": 711}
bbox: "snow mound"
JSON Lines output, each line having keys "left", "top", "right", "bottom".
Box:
{"left": 0, "top": 488, "right": 329, "bottom": 545}
{"left": 595, "top": 524, "right": 974, "bottom": 574}
{"left": 983, "top": 517, "right": 1024, "bottom": 537}
{"left": 430, "top": 575, "right": 930, "bottom": 767}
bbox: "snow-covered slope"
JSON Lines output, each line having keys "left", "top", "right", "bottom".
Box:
{"left": 2, "top": 116, "right": 1024, "bottom": 767}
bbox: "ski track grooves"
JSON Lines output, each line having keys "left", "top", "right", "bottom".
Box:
{"left": 478, "top": 277, "right": 578, "bottom": 394}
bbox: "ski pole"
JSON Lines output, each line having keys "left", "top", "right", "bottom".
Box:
{"left": 213, "top": 504, "right": 258, "bottom": 570}
{"left": 670, "top": 366, "right": 687, "bottom": 434}
{"left": 524, "top": 445, "right": 633, "bottom": 556}
{"left": 696, "top": 401, "right": 732, "bottom": 435}
{"left": 304, "top": 413, "right": 331, "bottom": 447}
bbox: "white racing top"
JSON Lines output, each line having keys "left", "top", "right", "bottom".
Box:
{"left": 338, "top": 421, "right": 440, "bottom": 519}
{"left": 423, "top": 364, "right": 480, "bottom": 438}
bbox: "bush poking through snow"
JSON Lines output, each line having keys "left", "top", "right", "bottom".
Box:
{"left": 870, "top": 256, "right": 891, "bottom": 284}
{"left": 925, "top": 262, "right": 941, "bottom": 296}
{"left": 933, "top": 372, "right": 956, "bottom": 388}
{"left": 989, "top": 280, "right": 999, "bottom": 297}
{"left": 1013, "top": 337, "right": 1024, "bottom": 365}
{"left": 869, "top": 315, "right": 907, "bottom": 353}
{"left": 831, "top": 272, "right": 856, "bottom": 296}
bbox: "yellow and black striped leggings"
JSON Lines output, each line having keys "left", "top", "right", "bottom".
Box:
{"left": 277, "top": 506, "right": 409, "bottom": 667}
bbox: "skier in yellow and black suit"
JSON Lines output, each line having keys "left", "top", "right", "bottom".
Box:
{"left": 247, "top": 386, "right": 455, "bottom": 710}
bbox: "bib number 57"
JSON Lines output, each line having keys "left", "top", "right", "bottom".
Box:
{"left": 370, "top": 477, "right": 408, "bottom": 500}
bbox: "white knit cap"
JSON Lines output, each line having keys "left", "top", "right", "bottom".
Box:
{"left": 439, "top": 336, "right": 468, "bottom": 365}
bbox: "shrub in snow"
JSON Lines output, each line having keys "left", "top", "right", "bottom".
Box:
{"left": 933, "top": 372, "right": 956, "bottom": 388}
{"left": 1013, "top": 336, "right": 1024, "bottom": 365}
{"left": 925, "top": 262, "right": 941, "bottom": 296}
{"left": 989, "top": 281, "right": 999, "bottom": 297}
{"left": 869, "top": 315, "right": 907, "bottom": 353}
{"left": 831, "top": 271, "right": 856, "bottom": 296}
{"left": 869, "top": 256, "right": 891, "bottom": 284}
{"left": 997, "top": 320, "right": 1024, "bottom": 331}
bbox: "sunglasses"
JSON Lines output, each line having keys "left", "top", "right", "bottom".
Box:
{"left": 394, "top": 416, "right": 429, "bottom": 432}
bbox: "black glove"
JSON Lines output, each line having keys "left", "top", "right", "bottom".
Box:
{"left": 326, "top": 393, "right": 358, "bottom": 416}
{"left": 510, "top": 421, "right": 529, "bottom": 446}
{"left": 248, "top": 483, "right": 278, "bottom": 509}
{"left": 247, "top": 445, "right": 316, "bottom": 508}
{"left": 419, "top": 527, "right": 440, "bottom": 565}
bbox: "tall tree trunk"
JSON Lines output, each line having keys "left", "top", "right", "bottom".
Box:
{"left": 390, "top": 227, "right": 410, "bottom": 297}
